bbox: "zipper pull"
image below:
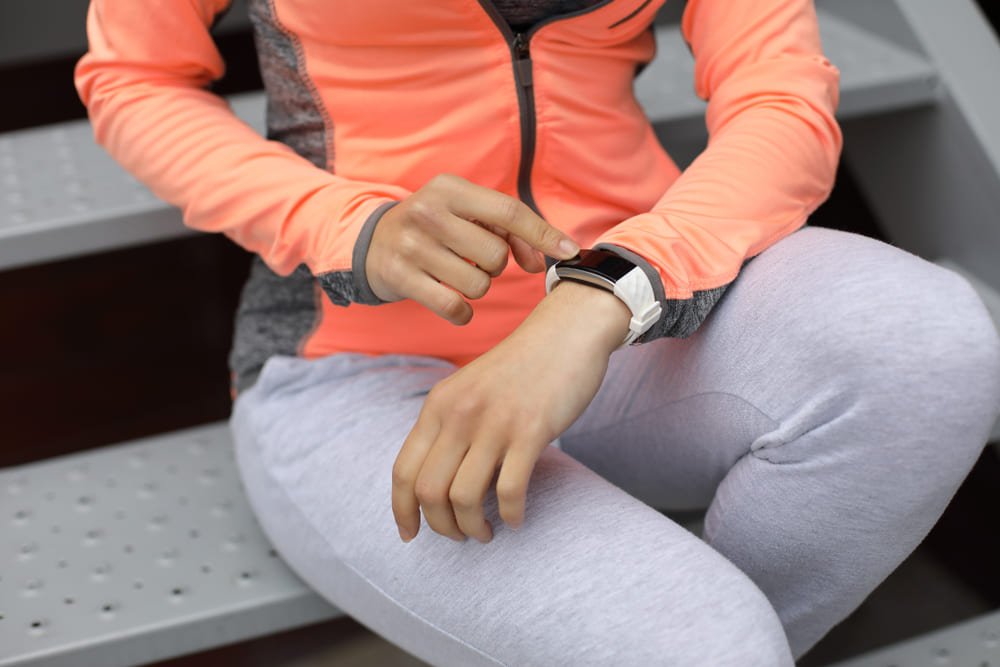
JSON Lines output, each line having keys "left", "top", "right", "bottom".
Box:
{"left": 512, "top": 32, "right": 533, "bottom": 87}
{"left": 512, "top": 32, "right": 529, "bottom": 58}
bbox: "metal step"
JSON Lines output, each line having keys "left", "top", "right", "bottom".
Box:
{"left": 0, "top": 9, "right": 940, "bottom": 271}
{"left": 0, "top": 422, "right": 340, "bottom": 667}
{"left": 0, "top": 93, "right": 265, "bottom": 271}
{"left": 3, "top": 419, "right": 995, "bottom": 667}
{"left": 829, "top": 608, "right": 1000, "bottom": 667}
{"left": 636, "top": 9, "right": 939, "bottom": 136}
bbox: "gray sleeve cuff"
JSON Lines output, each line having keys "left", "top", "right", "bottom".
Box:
{"left": 316, "top": 200, "right": 400, "bottom": 307}
{"left": 592, "top": 242, "right": 738, "bottom": 343}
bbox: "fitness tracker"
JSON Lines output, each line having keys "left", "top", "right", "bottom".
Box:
{"left": 545, "top": 248, "right": 662, "bottom": 347}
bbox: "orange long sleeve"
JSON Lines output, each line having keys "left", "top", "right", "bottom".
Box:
{"left": 73, "top": 0, "right": 412, "bottom": 278}
{"left": 74, "top": 0, "right": 844, "bottom": 374}
{"left": 593, "top": 0, "right": 843, "bottom": 339}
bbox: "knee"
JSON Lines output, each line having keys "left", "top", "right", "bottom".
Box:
{"left": 866, "top": 261, "right": 999, "bottom": 409}
{"left": 918, "top": 265, "right": 1000, "bottom": 400}
{"left": 797, "top": 245, "right": 1000, "bottom": 416}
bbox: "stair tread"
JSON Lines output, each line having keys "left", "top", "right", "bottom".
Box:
{"left": 0, "top": 422, "right": 339, "bottom": 667}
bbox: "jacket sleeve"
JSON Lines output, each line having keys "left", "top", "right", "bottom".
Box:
{"left": 73, "top": 0, "right": 412, "bottom": 305}
{"left": 591, "top": 0, "right": 843, "bottom": 341}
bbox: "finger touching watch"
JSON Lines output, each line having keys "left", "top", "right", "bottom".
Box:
{"left": 544, "top": 248, "right": 662, "bottom": 348}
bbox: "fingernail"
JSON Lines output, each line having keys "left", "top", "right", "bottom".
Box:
{"left": 398, "top": 527, "right": 413, "bottom": 542}
{"left": 558, "top": 239, "right": 580, "bottom": 258}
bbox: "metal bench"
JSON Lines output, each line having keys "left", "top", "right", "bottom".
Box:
{"left": 2, "top": 2, "right": 999, "bottom": 665}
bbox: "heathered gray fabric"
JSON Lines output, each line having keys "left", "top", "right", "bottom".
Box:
{"left": 495, "top": 0, "right": 606, "bottom": 30}
{"left": 594, "top": 241, "right": 747, "bottom": 342}
{"left": 316, "top": 200, "right": 401, "bottom": 307}
{"left": 231, "top": 0, "right": 388, "bottom": 392}
{"left": 247, "top": 0, "right": 328, "bottom": 168}
{"left": 229, "top": 226, "right": 1000, "bottom": 663}
{"left": 228, "top": 258, "right": 318, "bottom": 394}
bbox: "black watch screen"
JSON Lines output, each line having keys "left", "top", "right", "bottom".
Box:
{"left": 556, "top": 248, "right": 635, "bottom": 282}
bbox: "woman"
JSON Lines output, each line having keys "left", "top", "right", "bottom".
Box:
{"left": 75, "top": 0, "right": 1000, "bottom": 664}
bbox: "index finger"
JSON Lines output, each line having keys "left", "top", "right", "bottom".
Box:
{"left": 444, "top": 179, "right": 579, "bottom": 261}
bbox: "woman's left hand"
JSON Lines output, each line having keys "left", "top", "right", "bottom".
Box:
{"left": 391, "top": 280, "right": 632, "bottom": 543}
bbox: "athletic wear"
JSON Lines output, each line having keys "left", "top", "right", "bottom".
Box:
{"left": 74, "top": 0, "right": 842, "bottom": 393}
{"left": 230, "top": 226, "right": 1000, "bottom": 664}
{"left": 72, "top": 2, "right": 1000, "bottom": 662}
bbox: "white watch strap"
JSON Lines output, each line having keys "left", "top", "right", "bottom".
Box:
{"left": 613, "top": 266, "right": 662, "bottom": 346}
{"left": 544, "top": 263, "right": 662, "bottom": 347}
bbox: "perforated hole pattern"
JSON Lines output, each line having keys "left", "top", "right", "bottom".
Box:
{"left": 1, "top": 423, "right": 323, "bottom": 661}
{"left": 827, "top": 618, "right": 1000, "bottom": 667}
{"left": 0, "top": 92, "right": 266, "bottom": 232}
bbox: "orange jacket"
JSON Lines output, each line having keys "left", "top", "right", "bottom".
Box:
{"left": 75, "top": 0, "right": 842, "bottom": 391}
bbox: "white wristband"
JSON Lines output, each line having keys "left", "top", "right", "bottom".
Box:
{"left": 545, "top": 263, "right": 661, "bottom": 347}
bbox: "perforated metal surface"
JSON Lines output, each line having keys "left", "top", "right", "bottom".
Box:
{"left": 0, "top": 10, "right": 940, "bottom": 272}
{"left": 635, "top": 9, "right": 939, "bottom": 135}
{"left": 0, "top": 422, "right": 339, "bottom": 667}
{"left": 830, "top": 608, "right": 1000, "bottom": 666}
{"left": 0, "top": 92, "right": 265, "bottom": 271}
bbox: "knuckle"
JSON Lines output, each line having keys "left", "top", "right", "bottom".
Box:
{"left": 414, "top": 479, "right": 446, "bottom": 506}
{"left": 539, "top": 223, "right": 562, "bottom": 249}
{"left": 466, "top": 272, "right": 491, "bottom": 299}
{"left": 516, "top": 413, "right": 549, "bottom": 441}
{"left": 407, "top": 199, "right": 438, "bottom": 228}
{"left": 496, "top": 196, "right": 521, "bottom": 229}
{"left": 424, "top": 383, "right": 455, "bottom": 412}
{"left": 424, "top": 383, "right": 448, "bottom": 406}
{"left": 448, "top": 487, "right": 476, "bottom": 509}
{"left": 429, "top": 172, "right": 459, "bottom": 192}
{"left": 482, "top": 241, "right": 509, "bottom": 274}
{"left": 397, "top": 229, "right": 422, "bottom": 259}
{"left": 391, "top": 464, "right": 412, "bottom": 489}
{"left": 495, "top": 481, "right": 523, "bottom": 505}
{"left": 450, "top": 394, "right": 482, "bottom": 418}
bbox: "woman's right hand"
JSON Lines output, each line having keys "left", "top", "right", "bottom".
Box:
{"left": 365, "top": 173, "right": 581, "bottom": 325}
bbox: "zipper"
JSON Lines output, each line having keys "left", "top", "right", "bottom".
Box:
{"left": 475, "top": 0, "right": 616, "bottom": 218}
{"left": 510, "top": 30, "right": 538, "bottom": 214}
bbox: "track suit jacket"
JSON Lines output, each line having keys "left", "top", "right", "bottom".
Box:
{"left": 74, "top": 0, "right": 843, "bottom": 393}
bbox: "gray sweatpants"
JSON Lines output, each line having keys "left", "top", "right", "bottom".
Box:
{"left": 230, "top": 226, "right": 1000, "bottom": 666}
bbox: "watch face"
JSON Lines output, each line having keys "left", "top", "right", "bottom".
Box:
{"left": 557, "top": 248, "right": 635, "bottom": 282}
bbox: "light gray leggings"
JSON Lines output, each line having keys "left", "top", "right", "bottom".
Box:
{"left": 230, "top": 226, "right": 1000, "bottom": 666}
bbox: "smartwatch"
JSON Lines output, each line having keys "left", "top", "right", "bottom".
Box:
{"left": 545, "top": 248, "right": 662, "bottom": 347}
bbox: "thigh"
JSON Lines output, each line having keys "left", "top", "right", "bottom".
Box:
{"left": 230, "top": 352, "right": 792, "bottom": 667}
{"left": 559, "top": 224, "right": 996, "bottom": 512}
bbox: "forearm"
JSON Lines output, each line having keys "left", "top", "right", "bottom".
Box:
{"left": 74, "top": 0, "right": 411, "bottom": 278}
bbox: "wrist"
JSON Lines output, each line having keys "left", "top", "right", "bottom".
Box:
{"left": 526, "top": 279, "right": 632, "bottom": 355}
